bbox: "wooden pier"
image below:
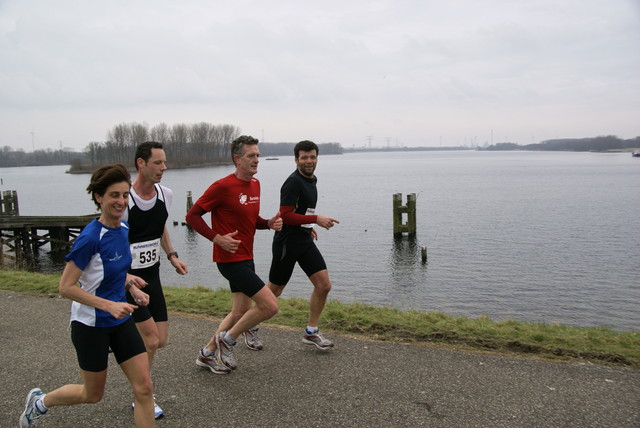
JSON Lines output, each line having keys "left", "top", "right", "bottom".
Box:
{"left": 0, "top": 190, "right": 95, "bottom": 267}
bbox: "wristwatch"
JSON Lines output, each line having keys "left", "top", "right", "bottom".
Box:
{"left": 167, "top": 251, "right": 179, "bottom": 260}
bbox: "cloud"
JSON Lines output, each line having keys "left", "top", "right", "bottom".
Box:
{"left": 1, "top": 0, "right": 638, "bottom": 151}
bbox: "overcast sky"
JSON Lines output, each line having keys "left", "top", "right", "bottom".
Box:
{"left": 1, "top": 0, "right": 639, "bottom": 152}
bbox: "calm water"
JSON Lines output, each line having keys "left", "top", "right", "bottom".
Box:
{"left": 2, "top": 151, "right": 639, "bottom": 331}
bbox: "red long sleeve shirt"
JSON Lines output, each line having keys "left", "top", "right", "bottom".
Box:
{"left": 186, "top": 173, "right": 268, "bottom": 263}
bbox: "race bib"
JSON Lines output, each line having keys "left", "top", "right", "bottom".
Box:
{"left": 130, "top": 238, "right": 161, "bottom": 269}
{"left": 302, "top": 208, "right": 316, "bottom": 229}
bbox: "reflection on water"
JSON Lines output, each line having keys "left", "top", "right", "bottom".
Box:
{"left": 23, "top": 248, "right": 67, "bottom": 274}
{"left": 391, "top": 235, "right": 427, "bottom": 269}
{"left": 185, "top": 226, "right": 199, "bottom": 245}
{"left": 389, "top": 235, "right": 428, "bottom": 290}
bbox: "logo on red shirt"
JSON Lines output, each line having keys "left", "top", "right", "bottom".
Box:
{"left": 239, "top": 193, "right": 259, "bottom": 205}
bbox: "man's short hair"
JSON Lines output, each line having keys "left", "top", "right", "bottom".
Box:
{"left": 135, "top": 141, "right": 163, "bottom": 171}
{"left": 294, "top": 140, "right": 319, "bottom": 158}
{"left": 231, "top": 135, "right": 259, "bottom": 165}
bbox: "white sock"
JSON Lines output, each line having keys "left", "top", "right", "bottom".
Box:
{"left": 35, "top": 395, "right": 48, "bottom": 413}
{"left": 306, "top": 326, "right": 318, "bottom": 334}
{"left": 223, "top": 332, "right": 236, "bottom": 345}
{"left": 201, "top": 348, "right": 213, "bottom": 357}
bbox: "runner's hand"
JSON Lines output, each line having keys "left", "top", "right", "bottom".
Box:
{"left": 316, "top": 216, "right": 339, "bottom": 230}
{"left": 109, "top": 302, "right": 138, "bottom": 319}
{"left": 130, "top": 288, "right": 150, "bottom": 307}
{"left": 170, "top": 257, "right": 188, "bottom": 275}
{"left": 214, "top": 230, "right": 241, "bottom": 254}
{"left": 126, "top": 274, "right": 148, "bottom": 289}
{"left": 269, "top": 212, "right": 283, "bottom": 231}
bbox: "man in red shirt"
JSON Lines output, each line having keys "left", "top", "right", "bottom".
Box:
{"left": 186, "top": 135, "right": 282, "bottom": 374}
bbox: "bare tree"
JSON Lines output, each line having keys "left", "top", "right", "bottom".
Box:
{"left": 217, "top": 124, "right": 240, "bottom": 160}
{"left": 107, "top": 123, "right": 131, "bottom": 164}
{"left": 169, "top": 123, "right": 189, "bottom": 167}
{"left": 130, "top": 122, "right": 150, "bottom": 147}
{"left": 85, "top": 142, "right": 104, "bottom": 167}
{"left": 150, "top": 123, "right": 170, "bottom": 143}
{"left": 189, "top": 122, "right": 213, "bottom": 162}
{"left": 83, "top": 121, "right": 240, "bottom": 169}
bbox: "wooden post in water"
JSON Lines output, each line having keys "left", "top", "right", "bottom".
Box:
{"left": 392, "top": 193, "right": 401, "bottom": 234}
{"left": 186, "top": 191, "right": 193, "bottom": 213}
{"left": 0, "top": 190, "right": 19, "bottom": 216}
{"left": 393, "top": 193, "right": 417, "bottom": 236}
{"left": 407, "top": 193, "right": 416, "bottom": 235}
{"left": 184, "top": 191, "right": 193, "bottom": 227}
{"left": 49, "top": 227, "right": 67, "bottom": 253}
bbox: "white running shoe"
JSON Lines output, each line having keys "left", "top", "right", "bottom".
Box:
{"left": 302, "top": 331, "right": 334, "bottom": 350}
{"left": 242, "top": 327, "right": 264, "bottom": 351}
{"left": 215, "top": 331, "right": 237, "bottom": 370}
{"left": 19, "top": 388, "right": 46, "bottom": 428}
{"left": 196, "top": 349, "right": 231, "bottom": 375}
{"left": 131, "top": 397, "right": 165, "bottom": 419}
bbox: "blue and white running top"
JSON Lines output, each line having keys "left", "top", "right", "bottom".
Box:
{"left": 65, "top": 218, "right": 132, "bottom": 327}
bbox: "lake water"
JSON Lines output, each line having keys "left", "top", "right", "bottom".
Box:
{"left": 2, "top": 150, "right": 639, "bottom": 331}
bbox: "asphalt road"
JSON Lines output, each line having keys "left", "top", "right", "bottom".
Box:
{"left": 1, "top": 290, "right": 638, "bottom": 428}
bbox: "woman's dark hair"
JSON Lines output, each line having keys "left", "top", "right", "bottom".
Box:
{"left": 86, "top": 164, "right": 131, "bottom": 209}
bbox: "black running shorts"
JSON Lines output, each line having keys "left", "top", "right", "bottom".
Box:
{"left": 216, "top": 259, "right": 265, "bottom": 297}
{"left": 71, "top": 318, "right": 146, "bottom": 372}
{"left": 269, "top": 233, "right": 327, "bottom": 286}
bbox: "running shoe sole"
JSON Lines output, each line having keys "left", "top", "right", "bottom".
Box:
{"left": 195, "top": 357, "right": 231, "bottom": 375}
{"left": 302, "top": 337, "right": 334, "bottom": 350}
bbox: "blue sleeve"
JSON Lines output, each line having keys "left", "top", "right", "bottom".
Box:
{"left": 65, "top": 229, "right": 97, "bottom": 271}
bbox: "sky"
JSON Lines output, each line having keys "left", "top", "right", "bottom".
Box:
{"left": 1, "top": 0, "right": 639, "bottom": 152}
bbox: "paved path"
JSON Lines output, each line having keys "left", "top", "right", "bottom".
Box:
{"left": 1, "top": 290, "right": 638, "bottom": 428}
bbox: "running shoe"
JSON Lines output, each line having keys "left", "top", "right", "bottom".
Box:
{"left": 19, "top": 388, "right": 46, "bottom": 428}
{"left": 302, "top": 331, "right": 334, "bottom": 350}
{"left": 242, "top": 327, "right": 264, "bottom": 351}
{"left": 131, "top": 399, "right": 164, "bottom": 419}
{"left": 215, "top": 331, "right": 237, "bottom": 370}
{"left": 153, "top": 401, "right": 163, "bottom": 419}
{"left": 196, "top": 349, "right": 231, "bottom": 375}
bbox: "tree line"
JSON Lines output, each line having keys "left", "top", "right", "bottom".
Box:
{"left": 481, "top": 135, "right": 640, "bottom": 152}
{"left": 0, "top": 146, "right": 84, "bottom": 168}
{"left": 1, "top": 122, "right": 344, "bottom": 170}
{"left": 76, "top": 121, "right": 242, "bottom": 172}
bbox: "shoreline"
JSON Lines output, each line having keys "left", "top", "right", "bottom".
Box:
{"left": 1, "top": 269, "right": 638, "bottom": 368}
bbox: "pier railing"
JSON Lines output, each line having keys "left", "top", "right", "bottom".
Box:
{"left": 0, "top": 191, "right": 95, "bottom": 268}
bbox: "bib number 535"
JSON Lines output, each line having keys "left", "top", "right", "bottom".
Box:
{"left": 130, "top": 238, "right": 161, "bottom": 270}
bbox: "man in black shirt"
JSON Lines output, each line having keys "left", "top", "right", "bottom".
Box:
{"left": 247, "top": 140, "right": 339, "bottom": 350}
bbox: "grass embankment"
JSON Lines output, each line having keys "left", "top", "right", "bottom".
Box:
{"left": 2, "top": 269, "right": 638, "bottom": 368}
